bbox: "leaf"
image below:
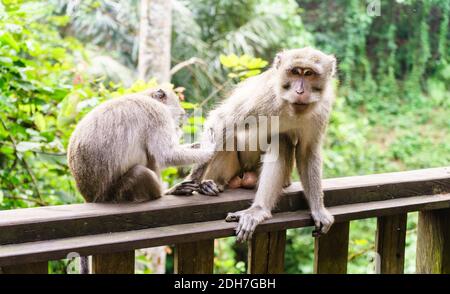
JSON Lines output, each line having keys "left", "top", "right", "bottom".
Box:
{"left": 354, "top": 239, "right": 368, "bottom": 246}
{"left": 34, "top": 112, "right": 46, "bottom": 131}
{"left": 220, "top": 54, "right": 239, "bottom": 68}
{"left": 0, "top": 190, "right": 3, "bottom": 204}
{"left": 0, "top": 56, "right": 13, "bottom": 64}
{"left": 182, "top": 125, "right": 198, "bottom": 134}
{"left": 187, "top": 116, "right": 205, "bottom": 125}
{"left": 180, "top": 101, "right": 197, "bottom": 109}
{"left": 0, "top": 32, "right": 20, "bottom": 51}
{"left": 16, "top": 141, "right": 42, "bottom": 152}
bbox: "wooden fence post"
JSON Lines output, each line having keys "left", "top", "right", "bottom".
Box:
{"left": 92, "top": 251, "right": 135, "bottom": 274}
{"left": 247, "top": 230, "right": 286, "bottom": 274}
{"left": 174, "top": 239, "right": 214, "bottom": 274}
{"left": 314, "top": 221, "right": 350, "bottom": 274}
{"left": 375, "top": 214, "right": 407, "bottom": 274}
{"left": 1, "top": 261, "right": 48, "bottom": 274}
{"left": 416, "top": 208, "right": 450, "bottom": 273}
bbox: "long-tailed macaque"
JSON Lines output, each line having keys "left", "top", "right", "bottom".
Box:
{"left": 169, "top": 47, "right": 336, "bottom": 242}
{"left": 68, "top": 87, "right": 214, "bottom": 203}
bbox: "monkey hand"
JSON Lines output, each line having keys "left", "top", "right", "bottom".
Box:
{"left": 311, "top": 208, "right": 334, "bottom": 237}
{"left": 198, "top": 179, "right": 221, "bottom": 196}
{"left": 225, "top": 205, "right": 271, "bottom": 242}
{"left": 166, "top": 180, "right": 200, "bottom": 196}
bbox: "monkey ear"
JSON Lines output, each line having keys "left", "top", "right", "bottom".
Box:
{"left": 152, "top": 89, "right": 167, "bottom": 102}
{"left": 328, "top": 55, "right": 337, "bottom": 77}
{"left": 273, "top": 52, "right": 283, "bottom": 69}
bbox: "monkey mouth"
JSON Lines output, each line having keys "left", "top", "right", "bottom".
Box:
{"left": 292, "top": 102, "right": 312, "bottom": 112}
{"left": 293, "top": 102, "right": 309, "bottom": 107}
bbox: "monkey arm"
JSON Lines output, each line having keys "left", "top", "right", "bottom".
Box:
{"left": 162, "top": 144, "right": 214, "bottom": 167}
{"left": 296, "top": 140, "right": 334, "bottom": 237}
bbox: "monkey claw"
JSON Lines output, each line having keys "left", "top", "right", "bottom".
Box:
{"left": 225, "top": 206, "right": 272, "bottom": 242}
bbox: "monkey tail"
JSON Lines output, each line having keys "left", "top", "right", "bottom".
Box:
{"left": 106, "top": 165, "right": 162, "bottom": 202}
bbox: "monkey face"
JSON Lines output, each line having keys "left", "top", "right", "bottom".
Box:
{"left": 150, "top": 87, "right": 186, "bottom": 123}
{"left": 274, "top": 47, "right": 336, "bottom": 110}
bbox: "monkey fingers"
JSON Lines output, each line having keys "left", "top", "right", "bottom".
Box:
{"left": 166, "top": 180, "right": 200, "bottom": 196}
{"left": 235, "top": 214, "right": 259, "bottom": 242}
{"left": 310, "top": 208, "right": 334, "bottom": 237}
{"left": 225, "top": 210, "right": 243, "bottom": 222}
{"left": 226, "top": 206, "right": 271, "bottom": 242}
{"left": 199, "top": 180, "right": 220, "bottom": 196}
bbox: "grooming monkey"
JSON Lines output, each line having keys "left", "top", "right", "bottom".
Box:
{"left": 169, "top": 47, "right": 336, "bottom": 242}
{"left": 68, "top": 87, "right": 214, "bottom": 203}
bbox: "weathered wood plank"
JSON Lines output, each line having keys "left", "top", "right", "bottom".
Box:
{"left": 91, "top": 251, "right": 135, "bottom": 274}
{"left": 174, "top": 240, "right": 214, "bottom": 274}
{"left": 0, "top": 261, "right": 47, "bottom": 274}
{"left": 416, "top": 208, "right": 450, "bottom": 273}
{"left": 1, "top": 167, "right": 448, "bottom": 245}
{"left": 248, "top": 230, "right": 286, "bottom": 274}
{"left": 314, "top": 222, "right": 350, "bottom": 274}
{"left": 1, "top": 193, "right": 450, "bottom": 267}
{"left": 375, "top": 214, "right": 407, "bottom": 274}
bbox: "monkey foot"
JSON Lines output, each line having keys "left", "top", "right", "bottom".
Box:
{"left": 310, "top": 208, "right": 334, "bottom": 237}
{"left": 225, "top": 206, "right": 271, "bottom": 242}
{"left": 166, "top": 180, "right": 199, "bottom": 196}
{"left": 199, "top": 179, "right": 221, "bottom": 196}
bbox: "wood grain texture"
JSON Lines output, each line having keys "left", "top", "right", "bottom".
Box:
{"left": 174, "top": 239, "right": 214, "bottom": 274}
{"left": 416, "top": 208, "right": 450, "bottom": 273}
{"left": 314, "top": 222, "right": 349, "bottom": 274}
{"left": 375, "top": 214, "right": 407, "bottom": 274}
{"left": 1, "top": 167, "right": 448, "bottom": 245}
{"left": 0, "top": 261, "right": 47, "bottom": 274}
{"left": 91, "top": 251, "right": 135, "bottom": 274}
{"left": 248, "top": 230, "right": 286, "bottom": 274}
{"left": 1, "top": 193, "right": 450, "bottom": 266}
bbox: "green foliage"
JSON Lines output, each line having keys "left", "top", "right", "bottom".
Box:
{"left": 220, "top": 54, "right": 268, "bottom": 80}
{"left": 1, "top": 0, "right": 449, "bottom": 274}
{"left": 0, "top": 0, "right": 82, "bottom": 208}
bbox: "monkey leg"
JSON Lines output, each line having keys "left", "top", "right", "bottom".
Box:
{"left": 111, "top": 165, "right": 162, "bottom": 202}
{"left": 199, "top": 151, "right": 241, "bottom": 196}
{"left": 225, "top": 136, "right": 294, "bottom": 242}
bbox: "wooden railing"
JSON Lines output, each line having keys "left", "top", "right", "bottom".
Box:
{"left": 0, "top": 167, "right": 449, "bottom": 274}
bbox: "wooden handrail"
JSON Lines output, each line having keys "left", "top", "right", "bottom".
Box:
{"left": 1, "top": 167, "right": 449, "bottom": 245}
{"left": 0, "top": 167, "right": 449, "bottom": 273}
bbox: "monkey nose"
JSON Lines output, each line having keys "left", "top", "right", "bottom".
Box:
{"left": 296, "top": 89, "right": 304, "bottom": 95}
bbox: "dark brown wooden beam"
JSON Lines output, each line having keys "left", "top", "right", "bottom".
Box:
{"left": 174, "top": 240, "right": 214, "bottom": 274}
{"left": 416, "top": 208, "right": 450, "bottom": 273}
{"left": 375, "top": 214, "right": 407, "bottom": 274}
{"left": 1, "top": 261, "right": 48, "bottom": 274}
{"left": 0, "top": 167, "right": 448, "bottom": 245}
{"left": 247, "top": 230, "right": 286, "bottom": 274}
{"left": 314, "top": 222, "right": 349, "bottom": 274}
{"left": 91, "top": 251, "right": 135, "bottom": 274}
{"left": 1, "top": 193, "right": 449, "bottom": 267}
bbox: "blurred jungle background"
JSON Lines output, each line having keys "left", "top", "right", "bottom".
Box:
{"left": 0, "top": 0, "right": 448, "bottom": 273}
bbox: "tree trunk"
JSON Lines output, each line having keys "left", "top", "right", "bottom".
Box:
{"left": 138, "top": 0, "right": 172, "bottom": 83}
{"left": 137, "top": 0, "right": 172, "bottom": 274}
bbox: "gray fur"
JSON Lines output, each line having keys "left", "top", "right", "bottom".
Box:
{"left": 68, "top": 87, "right": 214, "bottom": 203}
{"left": 170, "top": 47, "right": 336, "bottom": 242}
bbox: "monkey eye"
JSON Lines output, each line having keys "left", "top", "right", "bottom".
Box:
{"left": 303, "top": 69, "right": 314, "bottom": 76}
{"left": 153, "top": 89, "right": 166, "bottom": 101}
{"left": 290, "top": 67, "right": 300, "bottom": 75}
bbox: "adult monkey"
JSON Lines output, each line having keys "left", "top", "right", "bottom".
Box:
{"left": 168, "top": 47, "right": 336, "bottom": 242}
